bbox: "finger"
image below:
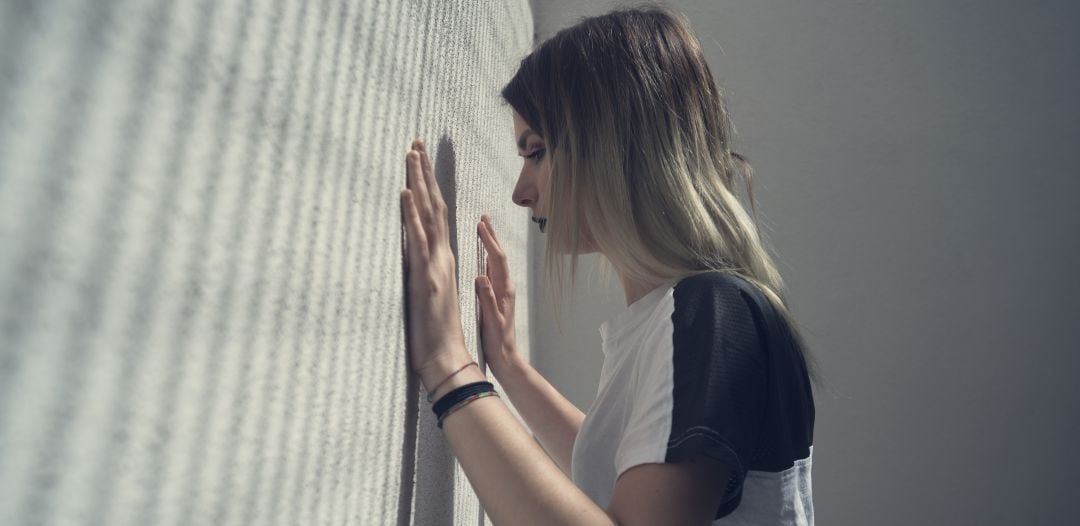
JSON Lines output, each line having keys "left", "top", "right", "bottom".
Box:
{"left": 406, "top": 150, "right": 432, "bottom": 231}
{"left": 489, "top": 250, "right": 516, "bottom": 321}
{"left": 475, "top": 275, "right": 504, "bottom": 319}
{"left": 478, "top": 217, "right": 505, "bottom": 265}
{"left": 478, "top": 222, "right": 516, "bottom": 322}
{"left": 401, "top": 189, "right": 430, "bottom": 262}
{"left": 414, "top": 141, "right": 448, "bottom": 243}
{"left": 478, "top": 219, "right": 510, "bottom": 297}
{"left": 481, "top": 214, "right": 503, "bottom": 251}
{"left": 413, "top": 140, "right": 447, "bottom": 213}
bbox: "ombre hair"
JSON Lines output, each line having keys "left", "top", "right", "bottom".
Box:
{"left": 501, "top": 3, "right": 824, "bottom": 386}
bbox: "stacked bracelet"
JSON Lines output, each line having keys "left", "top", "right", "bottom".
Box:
{"left": 432, "top": 381, "right": 498, "bottom": 429}
{"left": 425, "top": 360, "right": 478, "bottom": 403}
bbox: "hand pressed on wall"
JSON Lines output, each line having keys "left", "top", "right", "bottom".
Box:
{"left": 400, "top": 138, "right": 522, "bottom": 382}
{"left": 475, "top": 213, "right": 522, "bottom": 376}
{"left": 400, "top": 139, "right": 469, "bottom": 375}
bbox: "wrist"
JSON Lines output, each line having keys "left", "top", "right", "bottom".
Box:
{"left": 427, "top": 364, "right": 488, "bottom": 405}
{"left": 418, "top": 349, "right": 486, "bottom": 399}
{"left": 491, "top": 350, "right": 527, "bottom": 381}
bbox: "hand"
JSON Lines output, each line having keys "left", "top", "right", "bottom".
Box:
{"left": 400, "top": 139, "right": 468, "bottom": 377}
{"left": 475, "top": 215, "right": 522, "bottom": 377}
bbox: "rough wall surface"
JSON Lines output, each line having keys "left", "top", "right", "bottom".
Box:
{"left": 0, "top": 1, "right": 535, "bottom": 524}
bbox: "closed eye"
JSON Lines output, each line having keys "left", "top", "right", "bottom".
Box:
{"left": 522, "top": 148, "right": 545, "bottom": 162}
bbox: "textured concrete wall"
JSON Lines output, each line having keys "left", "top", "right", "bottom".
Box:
{"left": 0, "top": 0, "right": 534, "bottom": 525}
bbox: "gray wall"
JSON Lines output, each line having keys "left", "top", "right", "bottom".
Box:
{"left": 528, "top": 1, "right": 1080, "bottom": 525}
{"left": 0, "top": 0, "right": 534, "bottom": 525}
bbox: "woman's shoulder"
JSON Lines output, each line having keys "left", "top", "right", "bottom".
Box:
{"left": 670, "top": 271, "right": 764, "bottom": 325}
{"left": 674, "top": 269, "right": 755, "bottom": 291}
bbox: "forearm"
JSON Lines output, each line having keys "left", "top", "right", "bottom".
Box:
{"left": 494, "top": 354, "right": 585, "bottom": 477}
{"left": 418, "top": 348, "right": 612, "bottom": 526}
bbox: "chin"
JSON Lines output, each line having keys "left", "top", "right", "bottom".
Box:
{"left": 534, "top": 218, "right": 598, "bottom": 254}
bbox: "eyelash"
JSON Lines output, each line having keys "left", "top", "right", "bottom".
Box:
{"left": 525, "top": 148, "right": 545, "bottom": 162}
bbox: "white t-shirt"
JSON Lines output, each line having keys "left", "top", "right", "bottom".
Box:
{"left": 570, "top": 271, "right": 815, "bottom": 524}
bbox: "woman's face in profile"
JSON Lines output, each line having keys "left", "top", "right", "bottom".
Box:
{"left": 510, "top": 110, "right": 597, "bottom": 253}
{"left": 511, "top": 109, "right": 550, "bottom": 231}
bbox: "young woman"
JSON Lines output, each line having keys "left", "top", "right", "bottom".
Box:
{"left": 401, "top": 5, "right": 821, "bottom": 525}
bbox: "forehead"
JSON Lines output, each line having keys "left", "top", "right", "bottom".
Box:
{"left": 512, "top": 111, "right": 540, "bottom": 149}
{"left": 512, "top": 110, "right": 528, "bottom": 132}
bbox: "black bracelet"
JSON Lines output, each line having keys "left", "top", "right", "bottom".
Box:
{"left": 432, "top": 381, "right": 495, "bottom": 420}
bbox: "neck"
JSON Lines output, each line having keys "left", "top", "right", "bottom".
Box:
{"left": 615, "top": 270, "right": 664, "bottom": 307}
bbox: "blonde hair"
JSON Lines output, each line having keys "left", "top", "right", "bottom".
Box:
{"left": 501, "top": 3, "right": 825, "bottom": 387}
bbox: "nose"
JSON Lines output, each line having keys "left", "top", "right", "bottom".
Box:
{"left": 513, "top": 193, "right": 533, "bottom": 208}
{"left": 512, "top": 170, "right": 537, "bottom": 209}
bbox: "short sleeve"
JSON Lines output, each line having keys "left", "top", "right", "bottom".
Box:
{"left": 615, "top": 273, "right": 770, "bottom": 518}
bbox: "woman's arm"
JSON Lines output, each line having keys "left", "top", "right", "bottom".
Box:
{"left": 491, "top": 353, "right": 585, "bottom": 477}
{"left": 419, "top": 350, "right": 613, "bottom": 525}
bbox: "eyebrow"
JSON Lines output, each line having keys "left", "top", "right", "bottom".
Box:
{"left": 517, "top": 129, "right": 539, "bottom": 152}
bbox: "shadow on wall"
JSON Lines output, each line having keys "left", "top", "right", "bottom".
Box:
{"left": 399, "top": 135, "right": 465, "bottom": 526}
{"left": 440, "top": 135, "right": 460, "bottom": 284}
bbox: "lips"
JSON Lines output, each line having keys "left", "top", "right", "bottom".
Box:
{"left": 531, "top": 216, "right": 547, "bottom": 233}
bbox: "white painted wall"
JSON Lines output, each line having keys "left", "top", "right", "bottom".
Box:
{"left": 527, "top": 1, "right": 1080, "bottom": 525}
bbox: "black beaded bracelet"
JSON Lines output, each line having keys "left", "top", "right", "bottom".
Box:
{"left": 432, "top": 381, "right": 495, "bottom": 422}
